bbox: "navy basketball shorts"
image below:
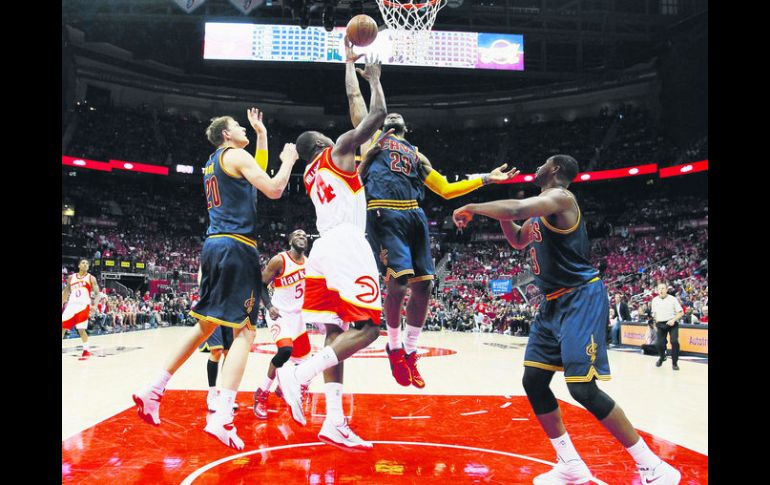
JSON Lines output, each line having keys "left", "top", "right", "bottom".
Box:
{"left": 523, "top": 278, "right": 611, "bottom": 382}
{"left": 198, "top": 325, "right": 235, "bottom": 352}
{"left": 365, "top": 207, "right": 435, "bottom": 284}
{"left": 190, "top": 235, "right": 262, "bottom": 329}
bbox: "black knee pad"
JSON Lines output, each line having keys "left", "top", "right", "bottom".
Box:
{"left": 566, "top": 380, "right": 615, "bottom": 420}
{"left": 271, "top": 346, "right": 293, "bottom": 368}
{"left": 522, "top": 367, "right": 559, "bottom": 415}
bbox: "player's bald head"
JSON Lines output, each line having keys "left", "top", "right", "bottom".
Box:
{"left": 296, "top": 131, "right": 332, "bottom": 162}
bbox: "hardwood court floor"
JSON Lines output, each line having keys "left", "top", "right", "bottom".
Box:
{"left": 62, "top": 327, "right": 707, "bottom": 483}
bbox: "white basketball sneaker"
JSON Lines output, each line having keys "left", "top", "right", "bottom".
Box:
{"left": 132, "top": 388, "right": 162, "bottom": 426}
{"left": 638, "top": 460, "right": 681, "bottom": 485}
{"left": 206, "top": 389, "right": 217, "bottom": 412}
{"left": 533, "top": 458, "right": 593, "bottom": 484}
{"left": 204, "top": 416, "right": 245, "bottom": 451}
{"left": 276, "top": 365, "right": 306, "bottom": 426}
{"left": 318, "top": 418, "right": 373, "bottom": 452}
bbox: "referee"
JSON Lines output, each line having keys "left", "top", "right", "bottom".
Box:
{"left": 650, "top": 281, "right": 684, "bottom": 370}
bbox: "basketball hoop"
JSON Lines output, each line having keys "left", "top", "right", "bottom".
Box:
{"left": 375, "top": 0, "right": 447, "bottom": 65}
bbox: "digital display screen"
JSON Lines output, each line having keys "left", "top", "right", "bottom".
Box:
{"left": 203, "top": 22, "right": 524, "bottom": 71}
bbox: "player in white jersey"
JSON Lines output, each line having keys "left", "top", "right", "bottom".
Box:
{"left": 253, "top": 229, "right": 312, "bottom": 419}
{"left": 62, "top": 259, "right": 100, "bottom": 360}
{"left": 275, "top": 56, "right": 386, "bottom": 451}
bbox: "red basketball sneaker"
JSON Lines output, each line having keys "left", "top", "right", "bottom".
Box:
{"left": 79, "top": 349, "right": 91, "bottom": 361}
{"left": 253, "top": 388, "right": 269, "bottom": 420}
{"left": 386, "top": 344, "right": 412, "bottom": 386}
{"left": 404, "top": 351, "right": 425, "bottom": 388}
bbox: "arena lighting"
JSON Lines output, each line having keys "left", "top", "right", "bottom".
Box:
{"left": 498, "top": 164, "right": 658, "bottom": 185}
{"left": 62, "top": 155, "right": 112, "bottom": 172}
{"left": 109, "top": 160, "right": 169, "bottom": 176}
{"left": 659, "top": 160, "right": 708, "bottom": 178}
{"left": 176, "top": 164, "right": 194, "bottom": 174}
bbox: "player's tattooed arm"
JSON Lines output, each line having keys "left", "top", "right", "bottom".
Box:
{"left": 344, "top": 35, "right": 367, "bottom": 128}
{"left": 260, "top": 255, "right": 284, "bottom": 319}
{"left": 453, "top": 190, "right": 572, "bottom": 227}
{"left": 499, "top": 219, "right": 536, "bottom": 250}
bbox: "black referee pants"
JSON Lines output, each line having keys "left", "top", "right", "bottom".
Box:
{"left": 655, "top": 321, "right": 680, "bottom": 364}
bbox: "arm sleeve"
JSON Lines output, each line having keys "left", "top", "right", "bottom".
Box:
{"left": 423, "top": 169, "right": 484, "bottom": 199}
{"left": 255, "top": 149, "right": 268, "bottom": 171}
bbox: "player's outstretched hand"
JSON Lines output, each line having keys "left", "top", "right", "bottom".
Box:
{"left": 248, "top": 107, "right": 267, "bottom": 135}
{"left": 356, "top": 55, "right": 382, "bottom": 83}
{"left": 453, "top": 205, "right": 474, "bottom": 229}
{"left": 268, "top": 306, "right": 281, "bottom": 320}
{"left": 279, "top": 143, "right": 299, "bottom": 165}
{"left": 487, "top": 163, "right": 519, "bottom": 183}
{"left": 344, "top": 35, "right": 365, "bottom": 64}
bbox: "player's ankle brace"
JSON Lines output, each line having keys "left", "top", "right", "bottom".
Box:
{"left": 566, "top": 380, "right": 615, "bottom": 420}
{"left": 271, "top": 346, "right": 293, "bottom": 368}
{"left": 522, "top": 367, "right": 559, "bottom": 415}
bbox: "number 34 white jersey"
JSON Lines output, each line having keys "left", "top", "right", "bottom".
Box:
{"left": 271, "top": 251, "right": 306, "bottom": 313}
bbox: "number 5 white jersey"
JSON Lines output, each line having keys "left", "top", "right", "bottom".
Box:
{"left": 303, "top": 147, "right": 367, "bottom": 237}
{"left": 271, "top": 251, "right": 306, "bottom": 313}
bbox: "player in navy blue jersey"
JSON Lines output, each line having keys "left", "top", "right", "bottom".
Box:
{"left": 453, "top": 155, "right": 680, "bottom": 485}
{"left": 132, "top": 108, "right": 299, "bottom": 451}
{"left": 344, "top": 38, "right": 516, "bottom": 389}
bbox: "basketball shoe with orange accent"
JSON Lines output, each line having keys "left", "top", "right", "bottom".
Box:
{"left": 132, "top": 388, "right": 162, "bottom": 426}
{"left": 385, "top": 344, "right": 412, "bottom": 386}
{"left": 533, "top": 457, "right": 593, "bottom": 485}
{"left": 253, "top": 388, "right": 269, "bottom": 420}
{"left": 404, "top": 351, "right": 425, "bottom": 388}
{"left": 204, "top": 415, "right": 245, "bottom": 451}
{"left": 318, "top": 418, "right": 373, "bottom": 452}
{"left": 638, "top": 460, "right": 681, "bottom": 485}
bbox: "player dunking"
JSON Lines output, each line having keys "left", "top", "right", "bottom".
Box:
{"left": 253, "top": 229, "right": 312, "bottom": 419}
{"left": 453, "top": 155, "right": 681, "bottom": 484}
{"left": 344, "top": 38, "right": 516, "bottom": 388}
{"left": 275, "top": 56, "right": 386, "bottom": 451}
{"left": 62, "top": 259, "right": 99, "bottom": 360}
{"left": 132, "top": 108, "right": 299, "bottom": 451}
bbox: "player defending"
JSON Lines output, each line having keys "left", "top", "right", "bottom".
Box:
{"left": 253, "top": 229, "right": 311, "bottom": 419}
{"left": 132, "top": 108, "right": 299, "bottom": 451}
{"left": 344, "top": 38, "right": 516, "bottom": 388}
{"left": 275, "top": 56, "right": 386, "bottom": 451}
{"left": 452, "top": 155, "right": 681, "bottom": 484}
{"left": 62, "top": 259, "right": 99, "bottom": 360}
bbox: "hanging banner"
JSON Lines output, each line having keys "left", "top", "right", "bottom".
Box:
{"left": 172, "top": 0, "right": 207, "bottom": 14}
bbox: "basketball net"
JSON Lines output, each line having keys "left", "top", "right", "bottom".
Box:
{"left": 375, "top": 0, "right": 447, "bottom": 65}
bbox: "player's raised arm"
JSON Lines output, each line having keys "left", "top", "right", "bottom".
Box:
{"left": 344, "top": 36, "right": 368, "bottom": 128}
{"left": 333, "top": 56, "right": 387, "bottom": 172}
{"left": 452, "top": 189, "right": 573, "bottom": 227}
{"left": 418, "top": 153, "right": 518, "bottom": 199}
{"left": 260, "top": 254, "right": 284, "bottom": 320}
{"left": 247, "top": 107, "right": 269, "bottom": 170}
{"left": 229, "top": 143, "right": 299, "bottom": 200}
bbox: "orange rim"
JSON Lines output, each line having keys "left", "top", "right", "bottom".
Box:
{"left": 381, "top": 0, "right": 439, "bottom": 10}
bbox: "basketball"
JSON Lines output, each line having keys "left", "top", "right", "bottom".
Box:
{"left": 346, "top": 14, "right": 379, "bottom": 47}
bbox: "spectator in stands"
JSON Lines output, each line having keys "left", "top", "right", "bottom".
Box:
{"left": 699, "top": 305, "right": 708, "bottom": 324}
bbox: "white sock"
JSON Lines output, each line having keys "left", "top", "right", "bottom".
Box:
{"left": 151, "top": 370, "right": 172, "bottom": 392}
{"left": 626, "top": 437, "right": 661, "bottom": 468}
{"left": 403, "top": 324, "right": 422, "bottom": 354}
{"left": 550, "top": 432, "right": 582, "bottom": 463}
{"left": 295, "top": 346, "right": 339, "bottom": 384}
{"left": 324, "top": 382, "right": 344, "bottom": 425}
{"left": 208, "top": 386, "right": 217, "bottom": 397}
{"left": 215, "top": 388, "right": 237, "bottom": 419}
{"left": 261, "top": 377, "right": 274, "bottom": 392}
{"left": 82, "top": 342, "right": 90, "bottom": 351}
{"left": 387, "top": 325, "right": 402, "bottom": 350}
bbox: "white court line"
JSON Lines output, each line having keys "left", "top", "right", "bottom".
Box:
{"left": 179, "top": 441, "right": 609, "bottom": 485}
{"left": 460, "top": 410, "right": 488, "bottom": 416}
{"left": 511, "top": 418, "right": 528, "bottom": 421}
{"left": 391, "top": 415, "right": 431, "bottom": 420}
{"left": 500, "top": 402, "right": 513, "bottom": 409}
{"left": 504, "top": 395, "right": 511, "bottom": 399}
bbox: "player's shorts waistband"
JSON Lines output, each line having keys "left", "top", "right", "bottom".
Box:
{"left": 545, "top": 276, "right": 601, "bottom": 301}
{"left": 367, "top": 199, "right": 419, "bottom": 210}
{"left": 207, "top": 233, "right": 257, "bottom": 248}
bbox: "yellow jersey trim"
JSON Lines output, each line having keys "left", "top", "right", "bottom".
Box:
{"left": 523, "top": 360, "right": 565, "bottom": 372}
{"left": 407, "top": 275, "right": 435, "bottom": 284}
{"left": 218, "top": 147, "right": 239, "bottom": 179}
{"left": 189, "top": 310, "right": 251, "bottom": 329}
{"left": 208, "top": 234, "right": 257, "bottom": 248}
{"left": 545, "top": 277, "right": 601, "bottom": 301}
{"left": 386, "top": 268, "right": 416, "bottom": 280}
{"left": 539, "top": 200, "right": 581, "bottom": 234}
{"left": 564, "top": 366, "right": 612, "bottom": 383}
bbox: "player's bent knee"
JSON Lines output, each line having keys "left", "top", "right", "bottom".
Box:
{"left": 522, "top": 367, "right": 558, "bottom": 415}
{"left": 271, "top": 346, "right": 294, "bottom": 368}
{"left": 566, "top": 380, "right": 615, "bottom": 420}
